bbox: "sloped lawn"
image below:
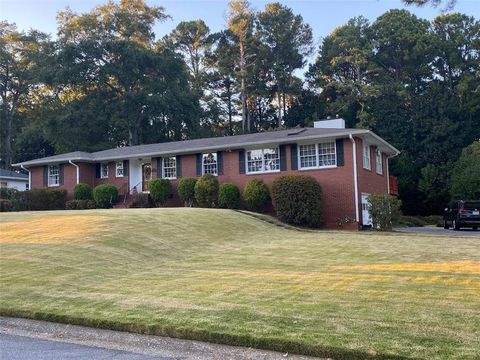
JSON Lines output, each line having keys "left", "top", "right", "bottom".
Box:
{"left": 0, "top": 208, "right": 479, "bottom": 359}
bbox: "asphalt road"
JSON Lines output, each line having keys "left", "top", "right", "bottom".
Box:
{"left": 1, "top": 333, "right": 165, "bottom": 360}
{"left": 395, "top": 226, "right": 480, "bottom": 237}
{"left": 0, "top": 317, "right": 319, "bottom": 360}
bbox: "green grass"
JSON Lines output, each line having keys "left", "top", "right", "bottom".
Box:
{"left": 1, "top": 208, "right": 479, "bottom": 359}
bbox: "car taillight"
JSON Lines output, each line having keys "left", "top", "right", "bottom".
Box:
{"left": 459, "top": 209, "right": 468, "bottom": 214}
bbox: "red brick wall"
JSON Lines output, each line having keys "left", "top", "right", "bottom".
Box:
{"left": 27, "top": 136, "right": 390, "bottom": 229}
{"left": 355, "top": 138, "right": 390, "bottom": 224}
{"left": 94, "top": 161, "right": 129, "bottom": 195}
{"left": 30, "top": 164, "right": 79, "bottom": 200}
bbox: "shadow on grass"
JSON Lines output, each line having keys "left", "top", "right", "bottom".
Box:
{"left": 1, "top": 308, "right": 420, "bottom": 360}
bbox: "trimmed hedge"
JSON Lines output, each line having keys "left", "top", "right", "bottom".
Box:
{"left": 178, "top": 178, "right": 197, "bottom": 207}
{"left": 194, "top": 174, "right": 219, "bottom": 208}
{"left": 243, "top": 179, "right": 270, "bottom": 213}
{"left": 27, "top": 188, "right": 68, "bottom": 211}
{"left": 218, "top": 183, "right": 241, "bottom": 209}
{"left": 66, "top": 199, "right": 96, "bottom": 210}
{"left": 271, "top": 175, "right": 323, "bottom": 228}
{"left": 74, "top": 183, "right": 93, "bottom": 200}
{"left": 148, "top": 179, "right": 171, "bottom": 206}
{"left": 93, "top": 184, "right": 118, "bottom": 209}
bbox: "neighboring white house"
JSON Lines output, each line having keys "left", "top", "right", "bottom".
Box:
{"left": 0, "top": 168, "right": 29, "bottom": 191}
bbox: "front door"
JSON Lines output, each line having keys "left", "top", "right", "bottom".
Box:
{"left": 142, "top": 163, "right": 152, "bottom": 192}
{"left": 361, "top": 193, "right": 372, "bottom": 227}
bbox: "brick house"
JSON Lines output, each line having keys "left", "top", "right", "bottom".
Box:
{"left": 13, "top": 119, "right": 399, "bottom": 229}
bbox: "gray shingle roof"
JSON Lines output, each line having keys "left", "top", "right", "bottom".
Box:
{"left": 12, "top": 127, "right": 399, "bottom": 167}
{"left": 0, "top": 168, "right": 29, "bottom": 179}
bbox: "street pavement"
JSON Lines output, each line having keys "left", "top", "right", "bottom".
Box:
{"left": 394, "top": 226, "right": 480, "bottom": 237}
{"left": 0, "top": 317, "right": 320, "bottom": 360}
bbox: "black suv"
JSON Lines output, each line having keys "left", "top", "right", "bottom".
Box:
{"left": 443, "top": 200, "right": 480, "bottom": 230}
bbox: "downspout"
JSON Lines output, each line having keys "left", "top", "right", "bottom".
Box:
{"left": 349, "top": 134, "right": 359, "bottom": 223}
{"left": 20, "top": 165, "right": 31, "bottom": 190}
{"left": 69, "top": 160, "right": 80, "bottom": 185}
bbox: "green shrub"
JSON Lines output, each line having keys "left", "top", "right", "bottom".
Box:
{"left": 9, "top": 191, "right": 27, "bottom": 211}
{"left": 367, "top": 194, "right": 402, "bottom": 231}
{"left": 243, "top": 179, "right": 270, "bottom": 213}
{"left": 73, "top": 183, "right": 93, "bottom": 200}
{"left": 148, "top": 179, "right": 171, "bottom": 206}
{"left": 423, "top": 215, "right": 443, "bottom": 227}
{"left": 178, "top": 177, "right": 197, "bottom": 207}
{"left": 218, "top": 183, "right": 241, "bottom": 209}
{"left": 395, "top": 215, "right": 427, "bottom": 227}
{"left": 129, "top": 193, "right": 155, "bottom": 208}
{"left": 93, "top": 184, "right": 118, "bottom": 209}
{"left": 271, "top": 175, "right": 323, "bottom": 228}
{"left": 0, "top": 188, "right": 18, "bottom": 200}
{"left": 66, "top": 199, "right": 96, "bottom": 210}
{"left": 194, "top": 174, "right": 219, "bottom": 208}
{"left": 0, "top": 199, "right": 12, "bottom": 212}
{"left": 25, "top": 188, "right": 67, "bottom": 210}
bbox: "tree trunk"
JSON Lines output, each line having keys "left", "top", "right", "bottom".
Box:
{"left": 239, "top": 41, "right": 247, "bottom": 133}
{"left": 277, "top": 92, "right": 282, "bottom": 127}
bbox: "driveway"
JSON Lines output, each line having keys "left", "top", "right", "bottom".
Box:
{"left": 395, "top": 226, "right": 480, "bottom": 237}
{"left": 0, "top": 317, "right": 319, "bottom": 360}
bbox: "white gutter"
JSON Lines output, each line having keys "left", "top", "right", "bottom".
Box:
{"left": 69, "top": 160, "right": 80, "bottom": 184}
{"left": 349, "top": 134, "right": 359, "bottom": 223}
{"left": 20, "top": 165, "right": 31, "bottom": 190}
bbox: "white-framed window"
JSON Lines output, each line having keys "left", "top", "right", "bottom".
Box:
{"left": 375, "top": 150, "right": 383, "bottom": 175}
{"left": 202, "top": 153, "right": 217, "bottom": 175}
{"left": 162, "top": 156, "right": 177, "bottom": 179}
{"left": 299, "top": 141, "right": 336, "bottom": 169}
{"left": 101, "top": 163, "right": 109, "bottom": 178}
{"left": 48, "top": 165, "right": 60, "bottom": 186}
{"left": 363, "top": 144, "right": 371, "bottom": 170}
{"left": 246, "top": 147, "right": 280, "bottom": 173}
{"left": 116, "top": 161, "right": 124, "bottom": 177}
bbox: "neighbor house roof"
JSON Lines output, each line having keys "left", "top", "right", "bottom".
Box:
{"left": 12, "top": 127, "right": 400, "bottom": 167}
{"left": 0, "top": 168, "right": 29, "bottom": 180}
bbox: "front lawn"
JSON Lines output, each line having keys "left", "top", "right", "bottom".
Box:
{"left": 0, "top": 208, "right": 479, "bottom": 359}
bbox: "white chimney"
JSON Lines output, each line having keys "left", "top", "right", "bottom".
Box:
{"left": 314, "top": 118, "right": 346, "bottom": 129}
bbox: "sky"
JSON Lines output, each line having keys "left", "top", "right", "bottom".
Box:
{"left": 1, "top": 0, "right": 479, "bottom": 46}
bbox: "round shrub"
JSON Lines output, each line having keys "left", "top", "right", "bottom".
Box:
{"left": 74, "top": 183, "right": 93, "bottom": 200}
{"left": 148, "top": 179, "right": 171, "bottom": 206}
{"left": 218, "top": 183, "right": 241, "bottom": 209}
{"left": 178, "top": 177, "right": 197, "bottom": 207}
{"left": 0, "top": 199, "right": 12, "bottom": 212}
{"left": 271, "top": 175, "right": 323, "bottom": 228}
{"left": 93, "top": 184, "right": 118, "bottom": 209}
{"left": 129, "top": 193, "right": 155, "bottom": 208}
{"left": 243, "top": 179, "right": 270, "bottom": 212}
{"left": 194, "top": 174, "right": 219, "bottom": 208}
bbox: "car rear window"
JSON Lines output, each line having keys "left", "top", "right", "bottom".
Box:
{"left": 464, "top": 201, "right": 480, "bottom": 210}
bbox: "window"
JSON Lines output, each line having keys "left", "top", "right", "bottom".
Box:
{"left": 48, "top": 165, "right": 59, "bottom": 186}
{"left": 162, "top": 156, "right": 177, "bottom": 179}
{"left": 101, "top": 163, "right": 109, "bottom": 178}
{"left": 363, "top": 144, "right": 371, "bottom": 170}
{"left": 375, "top": 150, "right": 383, "bottom": 175}
{"left": 116, "top": 161, "right": 124, "bottom": 177}
{"left": 246, "top": 148, "right": 280, "bottom": 173}
{"left": 202, "top": 153, "right": 217, "bottom": 175}
{"left": 299, "top": 142, "right": 336, "bottom": 169}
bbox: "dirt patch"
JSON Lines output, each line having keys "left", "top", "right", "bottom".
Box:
{"left": 0, "top": 215, "right": 110, "bottom": 244}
